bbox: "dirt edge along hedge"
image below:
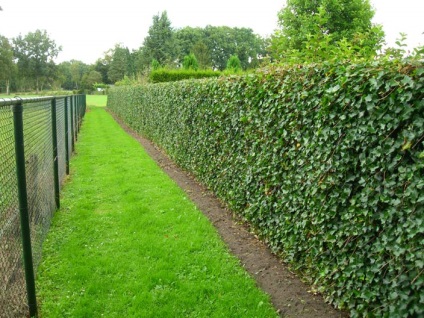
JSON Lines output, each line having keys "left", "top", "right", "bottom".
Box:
{"left": 108, "top": 61, "right": 424, "bottom": 318}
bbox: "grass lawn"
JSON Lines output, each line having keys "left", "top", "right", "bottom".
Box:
{"left": 86, "top": 94, "right": 107, "bottom": 107}
{"left": 36, "top": 100, "right": 277, "bottom": 317}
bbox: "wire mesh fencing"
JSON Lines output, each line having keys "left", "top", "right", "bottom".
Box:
{"left": 0, "top": 100, "right": 24, "bottom": 317}
{"left": 0, "top": 95, "right": 86, "bottom": 318}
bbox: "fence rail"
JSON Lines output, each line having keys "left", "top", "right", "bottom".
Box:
{"left": 0, "top": 95, "right": 86, "bottom": 318}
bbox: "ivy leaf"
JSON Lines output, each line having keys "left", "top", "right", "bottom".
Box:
{"left": 401, "top": 75, "right": 414, "bottom": 88}
{"left": 402, "top": 141, "right": 412, "bottom": 151}
{"left": 369, "top": 78, "right": 379, "bottom": 89}
{"left": 326, "top": 85, "right": 340, "bottom": 94}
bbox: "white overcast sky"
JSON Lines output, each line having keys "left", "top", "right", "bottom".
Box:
{"left": 0, "top": 0, "right": 423, "bottom": 64}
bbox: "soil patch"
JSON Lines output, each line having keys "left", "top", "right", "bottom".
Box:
{"left": 109, "top": 110, "right": 349, "bottom": 318}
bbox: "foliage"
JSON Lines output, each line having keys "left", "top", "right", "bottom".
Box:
{"left": 114, "top": 75, "right": 138, "bottom": 86}
{"left": 107, "top": 44, "right": 134, "bottom": 83}
{"left": 70, "top": 60, "right": 89, "bottom": 89}
{"left": 182, "top": 53, "right": 199, "bottom": 71}
{"left": 382, "top": 33, "right": 424, "bottom": 62}
{"left": 174, "top": 27, "right": 204, "bottom": 58}
{"left": 139, "top": 11, "right": 177, "bottom": 69}
{"left": 275, "top": 28, "right": 385, "bottom": 64}
{"left": 92, "top": 82, "right": 108, "bottom": 90}
{"left": 270, "top": 0, "right": 384, "bottom": 61}
{"left": 174, "top": 27, "right": 211, "bottom": 69}
{"left": 81, "top": 70, "right": 102, "bottom": 91}
{"left": 93, "top": 58, "right": 112, "bottom": 84}
{"left": 149, "top": 69, "right": 221, "bottom": 83}
{"left": 12, "top": 29, "right": 61, "bottom": 92}
{"left": 108, "top": 59, "right": 424, "bottom": 317}
{"left": 204, "top": 26, "right": 265, "bottom": 70}
{"left": 58, "top": 60, "right": 89, "bottom": 90}
{"left": 191, "top": 41, "right": 212, "bottom": 70}
{"left": 1, "top": 11, "right": 269, "bottom": 92}
{"left": 173, "top": 26, "right": 266, "bottom": 70}
{"left": 137, "top": 21, "right": 267, "bottom": 71}
{"left": 151, "top": 59, "right": 161, "bottom": 71}
{"left": 37, "top": 105, "right": 278, "bottom": 318}
{"left": 0, "top": 35, "right": 16, "bottom": 94}
{"left": 226, "top": 55, "right": 242, "bottom": 72}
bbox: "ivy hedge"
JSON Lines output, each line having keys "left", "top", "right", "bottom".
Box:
{"left": 108, "top": 60, "right": 424, "bottom": 317}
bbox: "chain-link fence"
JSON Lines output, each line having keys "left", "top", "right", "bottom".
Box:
{"left": 0, "top": 95, "right": 86, "bottom": 318}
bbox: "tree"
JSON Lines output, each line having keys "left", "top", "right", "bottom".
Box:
{"left": 58, "top": 60, "right": 90, "bottom": 90}
{"left": 203, "top": 26, "right": 265, "bottom": 70}
{"left": 174, "top": 27, "right": 204, "bottom": 59}
{"left": 13, "top": 29, "right": 61, "bottom": 92}
{"left": 235, "top": 29, "right": 267, "bottom": 69}
{"left": 151, "top": 59, "right": 161, "bottom": 70}
{"left": 270, "top": 0, "right": 384, "bottom": 60}
{"left": 70, "top": 60, "right": 89, "bottom": 89}
{"left": 182, "top": 53, "right": 199, "bottom": 70}
{"left": 81, "top": 70, "right": 102, "bottom": 91}
{"left": 191, "top": 41, "right": 211, "bottom": 69}
{"left": 174, "top": 28, "right": 212, "bottom": 69}
{"left": 107, "top": 44, "right": 133, "bottom": 83}
{"left": 174, "top": 26, "right": 266, "bottom": 70}
{"left": 57, "top": 61, "right": 73, "bottom": 90}
{"left": 226, "top": 54, "right": 242, "bottom": 72}
{"left": 139, "top": 11, "right": 177, "bottom": 69}
{"left": 94, "top": 58, "right": 111, "bottom": 84}
{"left": 0, "top": 35, "right": 16, "bottom": 95}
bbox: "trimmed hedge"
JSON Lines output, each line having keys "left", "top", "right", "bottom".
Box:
{"left": 108, "top": 61, "right": 424, "bottom": 317}
{"left": 149, "top": 69, "right": 221, "bottom": 83}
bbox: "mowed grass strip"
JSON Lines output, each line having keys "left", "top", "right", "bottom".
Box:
{"left": 37, "top": 102, "right": 278, "bottom": 317}
{"left": 84, "top": 94, "right": 107, "bottom": 107}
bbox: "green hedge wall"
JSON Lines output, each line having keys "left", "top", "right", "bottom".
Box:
{"left": 149, "top": 69, "right": 221, "bottom": 83}
{"left": 108, "top": 60, "right": 424, "bottom": 317}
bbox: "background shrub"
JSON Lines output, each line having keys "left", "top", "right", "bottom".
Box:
{"left": 149, "top": 69, "right": 221, "bottom": 83}
{"left": 182, "top": 53, "right": 199, "bottom": 70}
{"left": 226, "top": 54, "right": 242, "bottom": 72}
{"left": 108, "top": 60, "right": 424, "bottom": 317}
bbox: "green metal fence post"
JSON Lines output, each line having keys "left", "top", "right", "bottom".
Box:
{"left": 12, "top": 101, "right": 38, "bottom": 318}
{"left": 83, "top": 94, "right": 87, "bottom": 113}
{"left": 64, "top": 97, "right": 70, "bottom": 175}
{"left": 76, "top": 95, "right": 82, "bottom": 136}
{"left": 79, "top": 95, "right": 82, "bottom": 130}
{"left": 75, "top": 95, "right": 78, "bottom": 138}
{"left": 51, "top": 98, "right": 60, "bottom": 209}
{"left": 75, "top": 96, "right": 79, "bottom": 138}
{"left": 70, "top": 96, "right": 75, "bottom": 152}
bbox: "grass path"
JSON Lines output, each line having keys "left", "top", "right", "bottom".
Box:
{"left": 36, "top": 102, "right": 277, "bottom": 317}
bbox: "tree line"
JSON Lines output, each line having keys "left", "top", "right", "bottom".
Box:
{"left": 0, "top": 11, "right": 267, "bottom": 93}
{"left": 2, "top": 0, "right": 420, "bottom": 94}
